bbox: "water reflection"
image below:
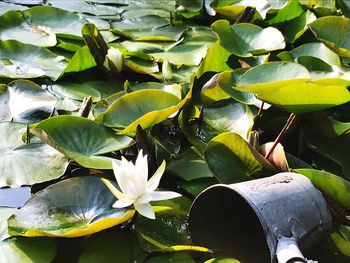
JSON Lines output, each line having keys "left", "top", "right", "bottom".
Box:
{"left": 0, "top": 187, "right": 31, "bottom": 208}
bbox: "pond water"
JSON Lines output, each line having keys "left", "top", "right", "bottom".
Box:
{"left": 0, "top": 186, "right": 31, "bottom": 207}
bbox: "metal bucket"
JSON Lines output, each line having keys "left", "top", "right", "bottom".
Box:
{"left": 188, "top": 172, "right": 332, "bottom": 263}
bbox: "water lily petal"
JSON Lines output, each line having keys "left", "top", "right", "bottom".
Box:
{"left": 101, "top": 178, "right": 125, "bottom": 200}
{"left": 150, "top": 191, "right": 182, "bottom": 201}
{"left": 126, "top": 180, "right": 139, "bottom": 200}
{"left": 113, "top": 159, "right": 128, "bottom": 194}
{"left": 137, "top": 194, "right": 153, "bottom": 204}
{"left": 112, "top": 198, "right": 134, "bottom": 208}
{"left": 134, "top": 201, "right": 155, "bottom": 219}
{"left": 136, "top": 150, "right": 149, "bottom": 183}
{"left": 146, "top": 160, "right": 166, "bottom": 192}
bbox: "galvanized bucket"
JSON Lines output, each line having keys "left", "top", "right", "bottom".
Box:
{"left": 188, "top": 172, "right": 332, "bottom": 263}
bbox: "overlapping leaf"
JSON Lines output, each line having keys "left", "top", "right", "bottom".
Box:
{"left": 8, "top": 177, "right": 135, "bottom": 237}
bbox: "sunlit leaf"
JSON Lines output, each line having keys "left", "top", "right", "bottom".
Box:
{"left": 211, "top": 19, "right": 285, "bottom": 57}
{"left": 0, "top": 122, "right": 69, "bottom": 187}
{"left": 0, "top": 40, "right": 67, "bottom": 80}
{"left": 309, "top": 16, "right": 350, "bottom": 57}
{"left": 31, "top": 115, "right": 134, "bottom": 169}
{"left": 134, "top": 207, "right": 209, "bottom": 253}
{"left": 78, "top": 231, "right": 147, "bottom": 263}
{"left": 97, "top": 89, "right": 191, "bottom": 135}
{"left": 0, "top": 80, "right": 56, "bottom": 123}
{"left": 8, "top": 177, "right": 135, "bottom": 237}
{"left": 204, "top": 132, "right": 276, "bottom": 183}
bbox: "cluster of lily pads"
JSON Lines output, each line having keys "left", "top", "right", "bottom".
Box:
{"left": 1, "top": 0, "right": 350, "bottom": 262}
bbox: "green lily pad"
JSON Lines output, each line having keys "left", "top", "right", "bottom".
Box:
{"left": 309, "top": 16, "right": 350, "bottom": 57}
{"left": 8, "top": 176, "right": 135, "bottom": 237}
{"left": 197, "top": 41, "right": 232, "bottom": 78}
{"left": 0, "top": 237, "right": 57, "bottom": 263}
{"left": 97, "top": 89, "right": 191, "bottom": 135}
{"left": 134, "top": 206, "right": 209, "bottom": 253}
{"left": 78, "top": 231, "right": 147, "bottom": 263}
{"left": 63, "top": 45, "right": 97, "bottom": 74}
{"left": 167, "top": 148, "right": 214, "bottom": 181}
{"left": 211, "top": 19, "right": 285, "bottom": 57}
{"left": 295, "top": 169, "right": 350, "bottom": 212}
{"left": 235, "top": 62, "right": 350, "bottom": 113}
{"left": 203, "top": 100, "right": 254, "bottom": 140}
{"left": 204, "top": 132, "right": 275, "bottom": 183}
{"left": 0, "top": 122, "right": 69, "bottom": 187}
{"left": 47, "top": 0, "right": 123, "bottom": 16}
{"left": 281, "top": 10, "right": 316, "bottom": 43}
{"left": 253, "top": 82, "right": 350, "bottom": 114}
{"left": 31, "top": 115, "right": 134, "bottom": 169}
{"left": 145, "top": 252, "right": 195, "bottom": 263}
{"left": 0, "top": 7, "right": 87, "bottom": 47}
{"left": 150, "top": 44, "right": 208, "bottom": 66}
{"left": 0, "top": 40, "right": 67, "bottom": 80}
{"left": 278, "top": 42, "right": 342, "bottom": 68}
{"left": 0, "top": 80, "right": 56, "bottom": 124}
{"left": 1, "top": 206, "right": 57, "bottom": 263}
{"left": 236, "top": 62, "right": 310, "bottom": 93}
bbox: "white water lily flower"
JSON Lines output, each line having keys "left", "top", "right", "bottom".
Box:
{"left": 104, "top": 47, "right": 123, "bottom": 72}
{"left": 102, "top": 150, "right": 181, "bottom": 219}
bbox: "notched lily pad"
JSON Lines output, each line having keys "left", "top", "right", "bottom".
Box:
{"left": 0, "top": 80, "right": 56, "bottom": 124}
{"left": 0, "top": 122, "right": 69, "bottom": 187}
{"left": 31, "top": 115, "right": 134, "bottom": 169}
{"left": 8, "top": 176, "right": 135, "bottom": 238}
{"left": 97, "top": 89, "right": 192, "bottom": 135}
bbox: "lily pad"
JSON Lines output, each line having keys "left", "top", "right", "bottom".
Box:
{"left": 31, "top": 115, "right": 134, "bottom": 169}
{"left": 0, "top": 40, "right": 67, "bottom": 80}
{"left": 295, "top": 169, "right": 350, "bottom": 212}
{"left": 0, "top": 7, "right": 87, "bottom": 47}
{"left": 0, "top": 80, "right": 56, "bottom": 124}
{"left": 8, "top": 176, "right": 135, "bottom": 237}
{"left": 134, "top": 206, "right": 209, "bottom": 253}
{"left": 78, "top": 231, "right": 147, "bottom": 263}
{"left": 309, "top": 16, "right": 350, "bottom": 57}
{"left": 236, "top": 62, "right": 310, "bottom": 93}
{"left": 203, "top": 100, "right": 254, "bottom": 140}
{"left": 204, "top": 132, "right": 275, "bottom": 183}
{"left": 166, "top": 148, "right": 214, "bottom": 181}
{"left": 97, "top": 89, "right": 191, "bottom": 135}
{"left": 0, "top": 122, "right": 69, "bottom": 187}
{"left": 211, "top": 19, "right": 285, "bottom": 57}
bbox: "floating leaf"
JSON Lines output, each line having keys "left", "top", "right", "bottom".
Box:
{"left": 78, "top": 231, "right": 147, "bottom": 263}
{"left": 167, "top": 148, "right": 214, "bottom": 181}
{"left": 8, "top": 176, "right": 135, "bottom": 237}
{"left": 204, "top": 132, "right": 276, "bottom": 183}
{"left": 203, "top": 100, "right": 254, "bottom": 140}
{"left": 211, "top": 19, "right": 285, "bottom": 57}
{"left": 0, "top": 80, "right": 56, "bottom": 123}
{"left": 282, "top": 10, "right": 316, "bottom": 43}
{"left": 97, "top": 89, "right": 191, "bottom": 135}
{"left": 150, "top": 44, "right": 208, "bottom": 66}
{"left": 0, "top": 122, "right": 69, "bottom": 187}
{"left": 235, "top": 62, "right": 350, "bottom": 113}
{"left": 134, "top": 207, "right": 209, "bottom": 253}
{"left": 197, "top": 41, "right": 232, "bottom": 78}
{"left": 236, "top": 62, "right": 310, "bottom": 93}
{"left": 0, "top": 40, "right": 67, "bottom": 80}
{"left": 309, "top": 16, "right": 350, "bottom": 57}
{"left": 0, "top": 7, "right": 87, "bottom": 47}
{"left": 295, "top": 169, "right": 350, "bottom": 212}
{"left": 145, "top": 252, "right": 195, "bottom": 263}
{"left": 31, "top": 115, "right": 134, "bottom": 169}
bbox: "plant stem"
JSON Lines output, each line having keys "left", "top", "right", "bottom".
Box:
{"left": 265, "top": 113, "right": 296, "bottom": 159}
